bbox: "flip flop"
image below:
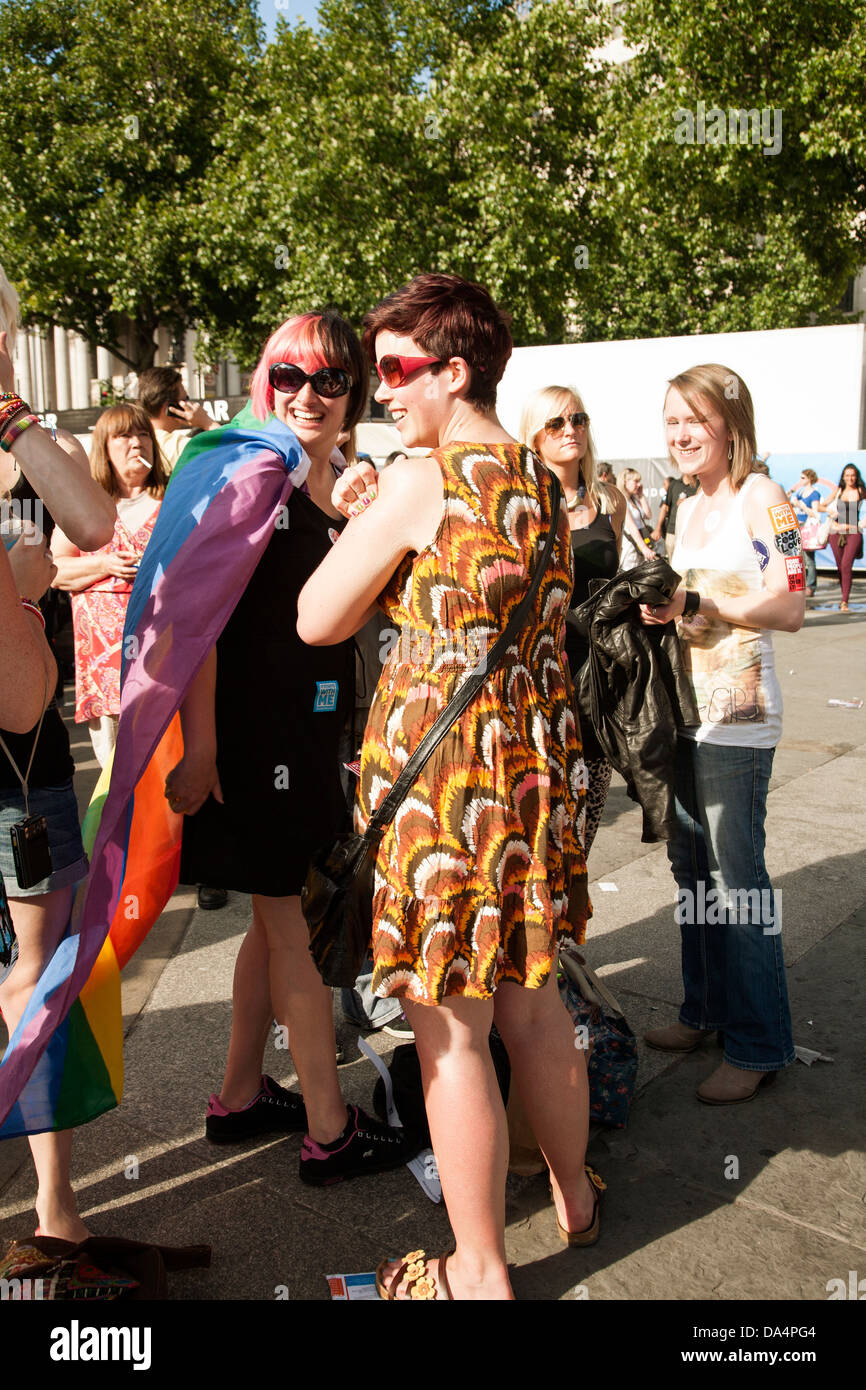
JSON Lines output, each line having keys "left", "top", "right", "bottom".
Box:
{"left": 553, "top": 1165, "right": 606, "bottom": 1246}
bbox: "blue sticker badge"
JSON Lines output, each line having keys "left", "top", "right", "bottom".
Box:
{"left": 752, "top": 539, "right": 770, "bottom": 572}
{"left": 314, "top": 680, "right": 338, "bottom": 712}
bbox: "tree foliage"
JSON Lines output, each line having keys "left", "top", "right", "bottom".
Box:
{"left": 0, "top": 0, "right": 862, "bottom": 370}
{"left": 0, "top": 0, "right": 262, "bottom": 367}
{"left": 584, "top": 0, "right": 866, "bottom": 338}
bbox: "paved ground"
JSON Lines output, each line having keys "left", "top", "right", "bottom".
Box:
{"left": 1, "top": 575, "right": 864, "bottom": 1302}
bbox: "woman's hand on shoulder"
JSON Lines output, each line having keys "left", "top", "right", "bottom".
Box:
{"left": 298, "top": 454, "right": 443, "bottom": 646}
{"left": 331, "top": 461, "right": 379, "bottom": 518}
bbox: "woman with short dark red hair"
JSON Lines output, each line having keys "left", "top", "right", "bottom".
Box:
{"left": 299, "top": 273, "right": 600, "bottom": 1300}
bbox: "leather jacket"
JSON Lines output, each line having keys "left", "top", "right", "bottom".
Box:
{"left": 568, "top": 558, "right": 699, "bottom": 842}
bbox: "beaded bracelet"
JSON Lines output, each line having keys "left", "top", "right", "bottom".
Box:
{"left": 19, "top": 598, "right": 46, "bottom": 629}
{"left": 0, "top": 413, "right": 39, "bottom": 453}
{"left": 0, "top": 399, "right": 27, "bottom": 434}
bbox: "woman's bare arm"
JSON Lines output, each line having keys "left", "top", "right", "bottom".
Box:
{"left": 0, "top": 546, "right": 56, "bottom": 732}
{"left": 0, "top": 331, "right": 115, "bottom": 549}
{"left": 298, "top": 456, "right": 443, "bottom": 646}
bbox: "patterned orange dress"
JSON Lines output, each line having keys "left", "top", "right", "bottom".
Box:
{"left": 356, "top": 442, "right": 590, "bottom": 1006}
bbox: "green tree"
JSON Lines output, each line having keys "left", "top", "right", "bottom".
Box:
{"left": 197, "top": 0, "right": 609, "bottom": 364}
{"left": 581, "top": 0, "right": 866, "bottom": 339}
{"left": 0, "top": 0, "right": 262, "bottom": 369}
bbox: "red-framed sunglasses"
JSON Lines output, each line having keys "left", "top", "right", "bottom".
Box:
{"left": 375, "top": 354, "right": 444, "bottom": 388}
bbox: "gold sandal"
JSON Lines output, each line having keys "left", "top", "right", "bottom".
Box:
{"left": 375, "top": 1248, "right": 454, "bottom": 1300}
{"left": 554, "top": 1165, "right": 606, "bottom": 1246}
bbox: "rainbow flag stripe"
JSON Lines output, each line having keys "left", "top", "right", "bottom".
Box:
{"left": 0, "top": 411, "right": 307, "bottom": 1136}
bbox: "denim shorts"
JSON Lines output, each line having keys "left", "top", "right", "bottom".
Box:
{"left": 0, "top": 779, "right": 88, "bottom": 897}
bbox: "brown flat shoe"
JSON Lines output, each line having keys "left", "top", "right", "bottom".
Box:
{"left": 554, "top": 1165, "right": 606, "bottom": 1246}
{"left": 645, "top": 1021, "right": 715, "bottom": 1053}
{"left": 376, "top": 1248, "right": 454, "bottom": 1300}
{"left": 697, "top": 1061, "right": 777, "bottom": 1105}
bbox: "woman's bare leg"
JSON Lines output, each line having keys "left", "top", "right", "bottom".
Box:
{"left": 0, "top": 887, "right": 89, "bottom": 1241}
{"left": 218, "top": 904, "right": 273, "bottom": 1109}
{"left": 493, "top": 969, "right": 596, "bottom": 1233}
{"left": 396, "top": 994, "right": 513, "bottom": 1300}
{"left": 252, "top": 894, "right": 347, "bottom": 1143}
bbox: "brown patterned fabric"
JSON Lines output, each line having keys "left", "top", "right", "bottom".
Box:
{"left": 356, "top": 442, "right": 590, "bottom": 1005}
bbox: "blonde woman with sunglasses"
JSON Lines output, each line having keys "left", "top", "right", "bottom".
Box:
{"left": 519, "top": 386, "right": 625, "bottom": 856}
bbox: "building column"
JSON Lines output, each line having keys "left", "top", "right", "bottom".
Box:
{"left": 53, "top": 326, "right": 72, "bottom": 412}
{"left": 183, "top": 329, "right": 200, "bottom": 396}
{"left": 225, "top": 353, "right": 241, "bottom": 396}
{"left": 29, "top": 332, "right": 45, "bottom": 413}
{"left": 40, "top": 333, "right": 57, "bottom": 414}
{"left": 12, "top": 329, "right": 33, "bottom": 404}
{"left": 69, "top": 333, "right": 91, "bottom": 409}
{"left": 155, "top": 325, "right": 172, "bottom": 366}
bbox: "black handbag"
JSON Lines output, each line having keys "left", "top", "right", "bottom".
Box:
{"left": 301, "top": 472, "right": 562, "bottom": 987}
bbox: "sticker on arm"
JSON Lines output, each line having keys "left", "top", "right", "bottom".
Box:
{"left": 768, "top": 502, "right": 798, "bottom": 534}
{"left": 785, "top": 556, "right": 805, "bottom": 591}
{"left": 752, "top": 538, "right": 770, "bottom": 572}
{"left": 773, "top": 527, "right": 803, "bottom": 558}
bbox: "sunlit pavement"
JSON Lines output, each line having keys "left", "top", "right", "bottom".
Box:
{"left": 1, "top": 575, "right": 864, "bottom": 1300}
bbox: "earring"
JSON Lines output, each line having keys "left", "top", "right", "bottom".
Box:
{"left": 728, "top": 441, "right": 734, "bottom": 462}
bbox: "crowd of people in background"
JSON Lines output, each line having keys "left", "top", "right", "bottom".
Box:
{"left": 0, "top": 257, "right": 863, "bottom": 1298}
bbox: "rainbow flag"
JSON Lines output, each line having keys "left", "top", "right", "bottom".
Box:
{"left": 0, "top": 410, "right": 308, "bottom": 1136}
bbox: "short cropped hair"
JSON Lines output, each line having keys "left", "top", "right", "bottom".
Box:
{"left": 248, "top": 310, "right": 368, "bottom": 431}
{"left": 90, "top": 404, "right": 169, "bottom": 499}
{"left": 138, "top": 366, "right": 184, "bottom": 417}
{"left": 362, "top": 273, "right": 513, "bottom": 412}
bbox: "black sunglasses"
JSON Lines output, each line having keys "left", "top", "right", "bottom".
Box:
{"left": 268, "top": 362, "right": 352, "bottom": 398}
{"left": 544, "top": 411, "right": 589, "bottom": 436}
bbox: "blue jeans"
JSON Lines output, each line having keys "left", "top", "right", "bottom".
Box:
{"left": 666, "top": 739, "right": 794, "bottom": 1072}
{"left": 803, "top": 550, "right": 816, "bottom": 590}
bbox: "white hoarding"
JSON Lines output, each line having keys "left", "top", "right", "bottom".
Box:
{"left": 496, "top": 323, "right": 866, "bottom": 463}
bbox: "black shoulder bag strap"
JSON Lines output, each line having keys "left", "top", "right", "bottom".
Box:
{"left": 365, "top": 470, "right": 562, "bottom": 840}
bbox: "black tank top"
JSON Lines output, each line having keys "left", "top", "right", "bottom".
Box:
{"left": 565, "top": 512, "right": 618, "bottom": 678}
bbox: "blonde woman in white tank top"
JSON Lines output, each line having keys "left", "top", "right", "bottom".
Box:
{"left": 639, "top": 365, "right": 804, "bottom": 1105}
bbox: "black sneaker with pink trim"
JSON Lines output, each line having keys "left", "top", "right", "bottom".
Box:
{"left": 205, "top": 1075, "right": 307, "bottom": 1143}
{"left": 299, "top": 1104, "right": 423, "bottom": 1186}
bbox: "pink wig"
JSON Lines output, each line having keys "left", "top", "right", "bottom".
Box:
{"left": 249, "top": 313, "right": 333, "bottom": 422}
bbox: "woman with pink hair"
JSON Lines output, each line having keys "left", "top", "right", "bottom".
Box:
{"left": 165, "top": 311, "right": 419, "bottom": 1183}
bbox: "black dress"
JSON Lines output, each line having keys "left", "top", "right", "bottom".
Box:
{"left": 180, "top": 485, "right": 354, "bottom": 896}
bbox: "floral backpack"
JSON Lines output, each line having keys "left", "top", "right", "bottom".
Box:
{"left": 558, "top": 948, "right": 638, "bottom": 1128}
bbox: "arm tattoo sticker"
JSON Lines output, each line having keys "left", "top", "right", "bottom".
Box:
{"left": 752, "top": 538, "right": 770, "bottom": 571}
{"left": 773, "top": 527, "right": 803, "bottom": 557}
{"left": 785, "top": 556, "right": 805, "bottom": 591}
{"left": 768, "top": 502, "right": 798, "bottom": 533}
